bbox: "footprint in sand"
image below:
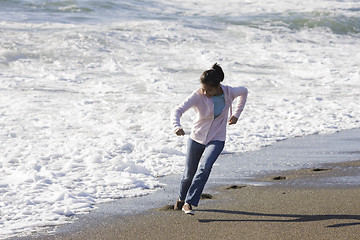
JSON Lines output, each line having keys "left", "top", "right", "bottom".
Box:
{"left": 225, "top": 185, "right": 247, "bottom": 190}
{"left": 272, "top": 176, "right": 287, "bottom": 180}
{"left": 312, "top": 168, "right": 330, "bottom": 172}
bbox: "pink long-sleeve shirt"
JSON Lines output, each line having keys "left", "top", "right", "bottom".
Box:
{"left": 171, "top": 84, "right": 248, "bottom": 145}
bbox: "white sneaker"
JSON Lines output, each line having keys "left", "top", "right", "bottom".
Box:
{"left": 182, "top": 203, "right": 194, "bottom": 215}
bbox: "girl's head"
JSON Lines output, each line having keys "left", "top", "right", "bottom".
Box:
{"left": 200, "top": 63, "right": 224, "bottom": 97}
{"left": 200, "top": 63, "right": 224, "bottom": 87}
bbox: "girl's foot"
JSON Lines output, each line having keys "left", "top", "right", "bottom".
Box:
{"left": 174, "top": 199, "right": 184, "bottom": 210}
{"left": 182, "top": 203, "right": 194, "bottom": 215}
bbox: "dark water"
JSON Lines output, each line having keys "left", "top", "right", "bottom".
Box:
{"left": 1, "top": 0, "right": 359, "bottom": 35}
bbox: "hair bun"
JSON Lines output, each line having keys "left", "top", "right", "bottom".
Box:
{"left": 211, "top": 63, "right": 224, "bottom": 82}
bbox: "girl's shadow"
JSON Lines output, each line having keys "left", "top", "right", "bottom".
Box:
{"left": 197, "top": 209, "right": 360, "bottom": 228}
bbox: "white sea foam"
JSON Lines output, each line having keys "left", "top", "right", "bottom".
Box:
{"left": 0, "top": 0, "right": 360, "bottom": 238}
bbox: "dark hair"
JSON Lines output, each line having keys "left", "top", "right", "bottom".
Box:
{"left": 200, "top": 63, "right": 224, "bottom": 87}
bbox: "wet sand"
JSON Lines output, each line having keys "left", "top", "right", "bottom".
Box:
{"left": 14, "top": 129, "right": 360, "bottom": 240}
{"left": 30, "top": 160, "right": 360, "bottom": 240}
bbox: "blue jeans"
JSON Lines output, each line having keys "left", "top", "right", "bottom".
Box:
{"left": 179, "top": 138, "right": 225, "bottom": 206}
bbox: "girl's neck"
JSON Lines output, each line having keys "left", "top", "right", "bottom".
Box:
{"left": 214, "top": 86, "right": 223, "bottom": 96}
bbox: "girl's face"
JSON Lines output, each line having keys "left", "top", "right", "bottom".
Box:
{"left": 201, "top": 83, "right": 220, "bottom": 98}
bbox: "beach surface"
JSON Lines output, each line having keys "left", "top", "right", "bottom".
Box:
{"left": 21, "top": 129, "right": 360, "bottom": 240}
{"left": 29, "top": 166, "right": 360, "bottom": 240}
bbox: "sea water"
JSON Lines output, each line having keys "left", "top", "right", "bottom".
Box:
{"left": 0, "top": 0, "right": 359, "bottom": 238}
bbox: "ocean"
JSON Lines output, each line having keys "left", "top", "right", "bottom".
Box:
{"left": 0, "top": 0, "right": 359, "bottom": 238}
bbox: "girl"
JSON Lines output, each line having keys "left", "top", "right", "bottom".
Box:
{"left": 171, "top": 63, "right": 248, "bottom": 215}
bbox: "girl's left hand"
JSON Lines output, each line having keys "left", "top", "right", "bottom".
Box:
{"left": 228, "top": 116, "right": 238, "bottom": 125}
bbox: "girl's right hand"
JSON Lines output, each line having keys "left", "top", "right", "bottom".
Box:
{"left": 175, "top": 128, "right": 185, "bottom": 136}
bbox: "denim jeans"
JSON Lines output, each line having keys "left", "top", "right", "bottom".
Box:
{"left": 179, "top": 138, "right": 225, "bottom": 206}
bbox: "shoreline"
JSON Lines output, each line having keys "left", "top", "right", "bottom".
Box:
{"left": 26, "top": 160, "right": 360, "bottom": 240}
{"left": 11, "top": 128, "right": 360, "bottom": 240}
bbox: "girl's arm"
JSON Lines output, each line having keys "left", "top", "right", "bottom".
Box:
{"left": 232, "top": 86, "right": 248, "bottom": 119}
{"left": 170, "top": 91, "right": 198, "bottom": 135}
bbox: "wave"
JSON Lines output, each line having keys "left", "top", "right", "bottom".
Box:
{"left": 219, "top": 11, "right": 360, "bottom": 35}
{"left": 1, "top": 0, "right": 360, "bottom": 36}
{"left": 283, "top": 12, "right": 360, "bottom": 35}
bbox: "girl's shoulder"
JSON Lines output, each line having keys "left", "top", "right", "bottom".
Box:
{"left": 183, "top": 89, "right": 202, "bottom": 102}
{"left": 222, "top": 84, "right": 247, "bottom": 91}
{"left": 221, "top": 84, "right": 248, "bottom": 98}
{"left": 221, "top": 84, "right": 238, "bottom": 93}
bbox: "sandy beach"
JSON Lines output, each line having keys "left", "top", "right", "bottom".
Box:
{"left": 13, "top": 129, "right": 360, "bottom": 240}
{"left": 25, "top": 159, "right": 360, "bottom": 240}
